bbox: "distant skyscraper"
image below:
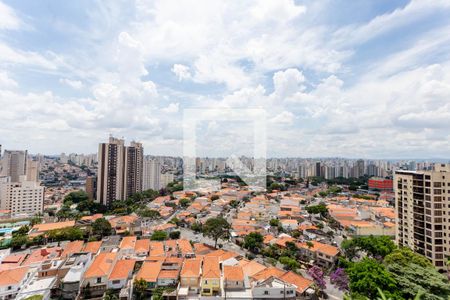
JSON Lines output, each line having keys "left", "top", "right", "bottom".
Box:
{"left": 143, "top": 159, "right": 161, "bottom": 191}
{"left": 356, "top": 159, "right": 365, "bottom": 178}
{"left": 315, "top": 162, "right": 321, "bottom": 177}
{"left": 1, "top": 150, "right": 27, "bottom": 182}
{"left": 96, "top": 137, "right": 143, "bottom": 207}
{"left": 26, "top": 159, "right": 40, "bottom": 182}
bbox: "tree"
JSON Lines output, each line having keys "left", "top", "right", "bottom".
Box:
{"left": 133, "top": 278, "right": 148, "bottom": 300}
{"left": 384, "top": 247, "right": 450, "bottom": 300}
{"left": 308, "top": 266, "right": 326, "bottom": 296}
{"left": 169, "top": 231, "right": 181, "bottom": 239}
{"left": 279, "top": 256, "right": 299, "bottom": 270}
{"left": 191, "top": 222, "right": 202, "bottom": 233}
{"left": 243, "top": 232, "right": 264, "bottom": 253}
{"left": 151, "top": 230, "right": 168, "bottom": 241}
{"left": 305, "top": 203, "right": 328, "bottom": 216}
{"left": 343, "top": 235, "right": 396, "bottom": 260}
{"left": 229, "top": 200, "right": 239, "bottom": 208}
{"left": 64, "top": 190, "right": 89, "bottom": 203}
{"left": 179, "top": 198, "right": 191, "bottom": 207}
{"left": 92, "top": 218, "right": 112, "bottom": 238}
{"left": 269, "top": 219, "right": 280, "bottom": 227}
{"left": 346, "top": 258, "right": 397, "bottom": 299}
{"left": 11, "top": 235, "right": 28, "bottom": 249}
{"left": 330, "top": 267, "right": 349, "bottom": 291}
{"left": 137, "top": 209, "right": 160, "bottom": 219}
{"left": 210, "top": 194, "right": 220, "bottom": 201}
{"left": 202, "top": 217, "right": 231, "bottom": 248}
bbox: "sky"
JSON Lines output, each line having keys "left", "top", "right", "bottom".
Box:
{"left": 1, "top": 0, "right": 450, "bottom": 158}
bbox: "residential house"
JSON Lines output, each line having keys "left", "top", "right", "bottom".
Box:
{"left": 201, "top": 256, "right": 221, "bottom": 296}
{"left": 134, "top": 239, "right": 150, "bottom": 257}
{"left": 81, "top": 252, "right": 118, "bottom": 297}
{"left": 179, "top": 258, "right": 202, "bottom": 296}
{"left": 297, "top": 241, "right": 339, "bottom": 268}
{"left": 223, "top": 265, "right": 245, "bottom": 290}
{"left": 60, "top": 253, "right": 93, "bottom": 300}
{"left": 280, "top": 271, "right": 313, "bottom": 298}
{"left": 0, "top": 267, "right": 31, "bottom": 299}
{"left": 252, "top": 276, "right": 296, "bottom": 300}
{"left": 107, "top": 259, "right": 136, "bottom": 290}
{"left": 119, "top": 236, "right": 137, "bottom": 256}
{"left": 135, "top": 261, "right": 162, "bottom": 289}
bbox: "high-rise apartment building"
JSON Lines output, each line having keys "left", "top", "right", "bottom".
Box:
{"left": 1, "top": 150, "right": 27, "bottom": 182}
{"left": 85, "top": 176, "right": 97, "bottom": 201}
{"left": 395, "top": 164, "right": 450, "bottom": 270}
{"left": 0, "top": 176, "right": 44, "bottom": 216}
{"left": 26, "top": 159, "right": 40, "bottom": 182}
{"left": 143, "top": 159, "right": 161, "bottom": 191}
{"left": 97, "top": 137, "right": 143, "bottom": 207}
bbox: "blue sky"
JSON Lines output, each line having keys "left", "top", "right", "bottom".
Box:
{"left": 1, "top": 0, "right": 450, "bottom": 158}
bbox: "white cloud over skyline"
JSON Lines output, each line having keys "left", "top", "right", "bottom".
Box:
{"left": 0, "top": 0, "right": 450, "bottom": 158}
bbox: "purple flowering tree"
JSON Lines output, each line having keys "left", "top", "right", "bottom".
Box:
{"left": 330, "top": 267, "right": 349, "bottom": 291}
{"left": 307, "top": 266, "right": 326, "bottom": 295}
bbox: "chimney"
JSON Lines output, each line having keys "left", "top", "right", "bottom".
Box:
{"left": 41, "top": 248, "right": 49, "bottom": 257}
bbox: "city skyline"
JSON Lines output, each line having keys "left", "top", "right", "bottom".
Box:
{"left": 1, "top": 1, "right": 450, "bottom": 158}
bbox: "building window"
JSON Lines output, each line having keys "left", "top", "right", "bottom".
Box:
{"left": 97, "top": 277, "right": 102, "bottom": 283}
{"left": 264, "top": 291, "right": 269, "bottom": 295}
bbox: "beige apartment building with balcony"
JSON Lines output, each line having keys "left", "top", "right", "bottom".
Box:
{"left": 395, "top": 164, "right": 450, "bottom": 270}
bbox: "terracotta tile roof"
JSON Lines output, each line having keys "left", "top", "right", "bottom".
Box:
{"left": 263, "top": 235, "right": 275, "bottom": 244}
{"left": 204, "top": 249, "right": 239, "bottom": 262}
{"left": 80, "top": 214, "right": 103, "bottom": 222}
{"left": 23, "top": 247, "right": 63, "bottom": 265}
{"left": 136, "top": 261, "right": 162, "bottom": 282}
{"left": 178, "top": 239, "right": 194, "bottom": 254}
{"left": 296, "top": 241, "right": 339, "bottom": 257}
{"left": 149, "top": 241, "right": 165, "bottom": 256}
{"left": 275, "top": 237, "right": 296, "bottom": 248}
{"left": 120, "top": 236, "right": 137, "bottom": 250}
{"left": 280, "top": 271, "right": 313, "bottom": 293}
{"left": 61, "top": 240, "right": 84, "bottom": 258}
{"left": 0, "top": 266, "right": 29, "bottom": 286}
{"left": 84, "top": 252, "right": 117, "bottom": 278}
{"left": 158, "top": 270, "right": 179, "bottom": 279}
{"left": 194, "top": 243, "right": 214, "bottom": 255}
{"left": 223, "top": 265, "right": 244, "bottom": 281}
{"left": 109, "top": 215, "right": 138, "bottom": 228}
{"left": 83, "top": 241, "right": 102, "bottom": 254}
{"left": 135, "top": 239, "right": 150, "bottom": 253}
{"left": 251, "top": 267, "right": 285, "bottom": 281}
{"left": 109, "top": 259, "right": 135, "bottom": 280}
{"left": 239, "top": 260, "right": 267, "bottom": 277}
{"left": 145, "top": 256, "right": 166, "bottom": 262}
{"left": 30, "top": 221, "right": 75, "bottom": 234}
{"left": 202, "top": 256, "right": 220, "bottom": 279}
{"left": 180, "top": 259, "right": 202, "bottom": 277}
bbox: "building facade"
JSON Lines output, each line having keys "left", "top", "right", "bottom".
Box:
{"left": 395, "top": 164, "right": 450, "bottom": 269}
{"left": 0, "top": 176, "right": 44, "bottom": 216}
{"left": 97, "top": 137, "right": 143, "bottom": 207}
{"left": 1, "top": 150, "right": 27, "bottom": 182}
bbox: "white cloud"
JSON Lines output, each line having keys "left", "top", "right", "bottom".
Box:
{"left": 161, "top": 102, "right": 179, "bottom": 113}
{"left": 270, "top": 111, "right": 295, "bottom": 125}
{"left": 171, "top": 64, "right": 191, "bottom": 81}
{"left": 59, "top": 78, "right": 83, "bottom": 90}
{"left": 272, "top": 68, "right": 305, "bottom": 98}
{"left": 0, "top": 1, "right": 22, "bottom": 30}
{"left": 0, "top": 71, "right": 18, "bottom": 88}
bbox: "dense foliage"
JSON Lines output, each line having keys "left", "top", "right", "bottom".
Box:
{"left": 202, "top": 217, "right": 231, "bottom": 248}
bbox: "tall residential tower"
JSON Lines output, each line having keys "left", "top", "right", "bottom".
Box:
{"left": 97, "top": 137, "right": 143, "bottom": 207}
{"left": 395, "top": 164, "right": 450, "bottom": 270}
